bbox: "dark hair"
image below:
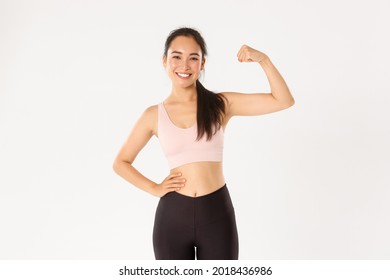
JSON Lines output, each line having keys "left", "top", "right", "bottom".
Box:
{"left": 163, "top": 27, "right": 227, "bottom": 141}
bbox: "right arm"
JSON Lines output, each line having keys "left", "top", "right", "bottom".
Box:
{"left": 112, "top": 105, "right": 185, "bottom": 197}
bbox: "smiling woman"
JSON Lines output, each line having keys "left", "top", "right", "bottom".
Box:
{"left": 113, "top": 27, "right": 294, "bottom": 260}
{"left": 162, "top": 32, "right": 227, "bottom": 141}
{"left": 163, "top": 36, "right": 203, "bottom": 92}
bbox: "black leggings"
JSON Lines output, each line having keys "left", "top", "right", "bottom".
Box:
{"left": 153, "top": 184, "right": 239, "bottom": 260}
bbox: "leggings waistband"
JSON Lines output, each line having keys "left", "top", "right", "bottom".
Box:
{"left": 163, "top": 183, "right": 227, "bottom": 201}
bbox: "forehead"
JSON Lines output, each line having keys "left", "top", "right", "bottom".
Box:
{"left": 168, "top": 36, "right": 202, "bottom": 55}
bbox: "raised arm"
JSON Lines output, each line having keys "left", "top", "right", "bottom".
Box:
{"left": 222, "top": 45, "right": 295, "bottom": 118}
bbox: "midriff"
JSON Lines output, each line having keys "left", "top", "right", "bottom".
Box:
{"left": 171, "top": 161, "right": 225, "bottom": 197}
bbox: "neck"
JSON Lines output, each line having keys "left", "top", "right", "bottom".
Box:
{"left": 168, "top": 83, "right": 197, "bottom": 103}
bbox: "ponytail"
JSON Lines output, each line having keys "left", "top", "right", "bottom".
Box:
{"left": 196, "top": 80, "right": 227, "bottom": 141}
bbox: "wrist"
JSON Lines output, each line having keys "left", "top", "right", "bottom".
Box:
{"left": 149, "top": 182, "right": 161, "bottom": 197}
{"left": 258, "top": 55, "right": 271, "bottom": 65}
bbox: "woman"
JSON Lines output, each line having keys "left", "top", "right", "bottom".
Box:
{"left": 113, "top": 27, "right": 294, "bottom": 260}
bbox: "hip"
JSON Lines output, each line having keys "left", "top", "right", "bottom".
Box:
{"left": 155, "top": 184, "right": 235, "bottom": 228}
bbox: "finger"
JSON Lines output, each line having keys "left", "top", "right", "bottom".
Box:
{"left": 163, "top": 181, "right": 185, "bottom": 189}
{"left": 241, "top": 46, "right": 251, "bottom": 62}
{"left": 241, "top": 51, "right": 254, "bottom": 62}
{"left": 167, "top": 187, "right": 181, "bottom": 193}
{"left": 243, "top": 48, "right": 253, "bottom": 62}
{"left": 170, "top": 182, "right": 185, "bottom": 188}
{"left": 237, "top": 45, "right": 247, "bottom": 62}
{"left": 236, "top": 45, "right": 245, "bottom": 57}
{"left": 166, "top": 186, "right": 182, "bottom": 193}
{"left": 167, "top": 172, "right": 182, "bottom": 179}
{"left": 171, "top": 177, "right": 186, "bottom": 183}
{"left": 237, "top": 51, "right": 244, "bottom": 62}
{"left": 167, "top": 176, "right": 187, "bottom": 184}
{"left": 166, "top": 178, "right": 186, "bottom": 187}
{"left": 236, "top": 50, "right": 241, "bottom": 62}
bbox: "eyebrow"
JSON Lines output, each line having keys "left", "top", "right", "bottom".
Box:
{"left": 170, "top": 51, "right": 200, "bottom": 56}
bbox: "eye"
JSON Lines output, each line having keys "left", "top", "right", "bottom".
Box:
{"left": 172, "top": 56, "right": 181, "bottom": 59}
{"left": 190, "top": 57, "right": 199, "bottom": 61}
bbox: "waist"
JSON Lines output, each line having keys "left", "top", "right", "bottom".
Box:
{"left": 170, "top": 161, "right": 225, "bottom": 197}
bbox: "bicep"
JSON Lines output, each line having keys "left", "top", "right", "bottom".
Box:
{"left": 114, "top": 107, "right": 156, "bottom": 165}
{"left": 221, "top": 91, "right": 292, "bottom": 117}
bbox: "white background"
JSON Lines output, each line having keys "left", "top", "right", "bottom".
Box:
{"left": 1, "top": 0, "right": 389, "bottom": 259}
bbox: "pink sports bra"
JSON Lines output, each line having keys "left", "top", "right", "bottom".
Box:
{"left": 157, "top": 102, "right": 224, "bottom": 169}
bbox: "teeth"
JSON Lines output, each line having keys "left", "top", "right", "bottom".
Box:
{"left": 177, "top": 73, "right": 190, "bottom": 77}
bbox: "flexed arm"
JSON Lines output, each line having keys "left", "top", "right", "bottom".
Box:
{"left": 222, "top": 45, "right": 294, "bottom": 117}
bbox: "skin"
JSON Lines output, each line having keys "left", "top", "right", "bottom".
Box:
{"left": 113, "top": 36, "right": 295, "bottom": 197}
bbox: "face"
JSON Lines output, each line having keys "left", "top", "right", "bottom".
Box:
{"left": 163, "top": 36, "right": 205, "bottom": 88}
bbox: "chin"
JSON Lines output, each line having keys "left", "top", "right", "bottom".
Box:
{"left": 173, "top": 80, "right": 196, "bottom": 88}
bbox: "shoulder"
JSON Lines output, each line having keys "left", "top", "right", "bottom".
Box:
{"left": 217, "top": 92, "right": 236, "bottom": 102}
{"left": 216, "top": 92, "right": 233, "bottom": 115}
{"left": 142, "top": 104, "right": 159, "bottom": 136}
{"left": 217, "top": 92, "right": 234, "bottom": 105}
{"left": 144, "top": 104, "right": 158, "bottom": 115}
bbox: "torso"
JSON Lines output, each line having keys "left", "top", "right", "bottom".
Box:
{"left": 172, "top": 161, "right": 225, "bottom": 197}
{"left": 152, "top": 94, "right": 231, "bottom": 197}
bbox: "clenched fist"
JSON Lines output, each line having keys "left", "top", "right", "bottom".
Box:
{"left": 237, "top": 45, "right": 268, "bottom": 63}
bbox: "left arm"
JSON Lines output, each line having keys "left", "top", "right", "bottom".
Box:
{"left": 222, "top": 45, "right": 295, "bottom": 118}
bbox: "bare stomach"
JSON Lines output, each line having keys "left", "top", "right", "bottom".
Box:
{"left": 170, "top": 161, "right": 225, "bottom": 197}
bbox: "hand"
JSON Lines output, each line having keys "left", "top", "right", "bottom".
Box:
{"left": 152, "top": 172, "right": 186, "bottom": 197}
{"left": 237, "top": 45, "right": 268, "bottom": 63}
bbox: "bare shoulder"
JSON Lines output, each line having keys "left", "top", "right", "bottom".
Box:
{"left": 217, "top": 92, "right": 235, "bottom": 116}
{"left": 113, "top": 104, "right": 158, "bottom": 165}
{"left": 216, "top": 92, "right": 231, "bottom": 109}
{"left": 143, "top": 104, "right": 158, "bottom": 116}
{"left": 141, "top": 104, "right": 158, "bottom": 136}
{"left": 218, "top": 91, "right": 247, "bottom": 106}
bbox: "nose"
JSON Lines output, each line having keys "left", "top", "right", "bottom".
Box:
{"left": 180, "top": 59, "right": 190, "bottom": 70}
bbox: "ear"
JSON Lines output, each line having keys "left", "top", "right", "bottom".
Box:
{"left": 201, "top": 57, "right": 206, "bottom": 70}
{"left": 162, "top": 55, "right": 167, "bottom": 67}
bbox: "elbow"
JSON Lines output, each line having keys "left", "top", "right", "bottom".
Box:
{"left": 112, "top": 158, "right": 132, "bottom": 174}
{"left": 285, "top": 95, "right": 295, "bottom": 107}
{"left": 281, "top": 98, "right": 295, "bottom": 109}
{"left": 272, "top": 92, "right": 295, "bottom": 108}
{"left": 112, "top": 159, "right": 120, "bottom": 174}
{"left": 112, "top": 158, "right": 124, "bottom": 174}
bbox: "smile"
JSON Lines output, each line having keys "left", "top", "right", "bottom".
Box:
{"left": 176, "top": 72, "right": 192, "bottom": 78}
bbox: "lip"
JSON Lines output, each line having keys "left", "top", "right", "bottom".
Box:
{"left": 175, "top": 72, "right": 192, "bottom": 79}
